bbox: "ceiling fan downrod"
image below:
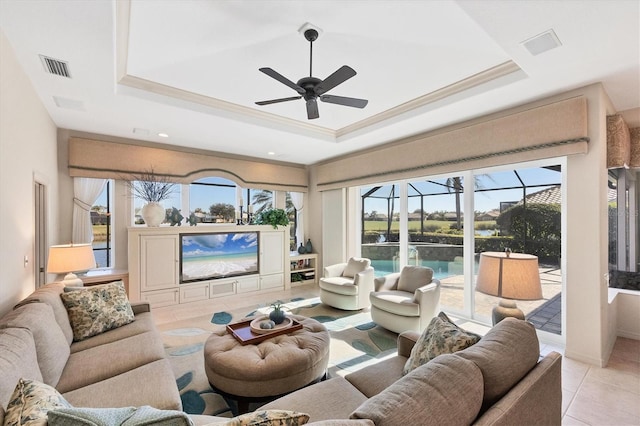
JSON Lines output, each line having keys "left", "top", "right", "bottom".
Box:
{"left": 304, "top": 29, "right": 318, "bottom": 78}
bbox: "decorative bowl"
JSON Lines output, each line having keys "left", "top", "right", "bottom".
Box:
{"left": 249, "top": 315, "right": 293, "bottom": 335}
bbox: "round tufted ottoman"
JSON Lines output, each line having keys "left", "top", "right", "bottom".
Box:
{"left": 204, "top": 315, "right": 330, "bottom": 413}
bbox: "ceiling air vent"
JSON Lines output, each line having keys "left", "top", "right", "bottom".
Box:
{"left": 39, "top": 55, "right": 71, "bottom": 78}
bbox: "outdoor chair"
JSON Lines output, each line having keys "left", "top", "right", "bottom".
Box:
{"left": 319, "top": 257, "right": 374, "bottom": 310}
{"left": 369, "top": 265, "right": 440, "bottom": 333}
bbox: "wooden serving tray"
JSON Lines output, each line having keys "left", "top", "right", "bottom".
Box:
{"left": 226, "top": 316, "right": 303, "bottom": 345}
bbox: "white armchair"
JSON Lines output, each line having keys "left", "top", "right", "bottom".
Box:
{"left": 319, "top": 257, "right": 375, "bottom": 310}
{"left": 369, "top": 265, "right": 440, "bottom": 333}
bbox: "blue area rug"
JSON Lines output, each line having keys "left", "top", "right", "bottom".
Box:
{"left": 159, "top": 296, "right": 398, "bottom": 417}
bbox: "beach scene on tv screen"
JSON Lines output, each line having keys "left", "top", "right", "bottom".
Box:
{"left": 181, "top": 232, "right": 258, "bottom": 281}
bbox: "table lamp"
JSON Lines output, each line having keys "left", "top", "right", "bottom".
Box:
{"left": 47, "top": 243, "right": 96, "bottom": 286}
{"left": 476, "top": 250, "right": 542, "bottom": 325}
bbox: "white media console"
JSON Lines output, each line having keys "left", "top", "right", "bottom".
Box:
{"left": 127, "top": 225, "right": 288, "bottom": 307}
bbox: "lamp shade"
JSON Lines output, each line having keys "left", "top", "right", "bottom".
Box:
{"left": 47, "top": 244, "right": 96, "bottom": 274}
{"left": 476, "top": 252, "right": 542, "bottom": 300}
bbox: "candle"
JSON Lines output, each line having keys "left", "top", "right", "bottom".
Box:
{"left": 248, "top": 205, "right": 254, "bottom": 214}
{"left": 235, "top": 210, "right": 240, "bottom": 220}
{"left": 239, "top": 196, "right": 244, "bottom": 206}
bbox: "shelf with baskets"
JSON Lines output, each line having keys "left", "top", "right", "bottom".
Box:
{"left": 289, "top": 252, "right": 318, "bottom": 286}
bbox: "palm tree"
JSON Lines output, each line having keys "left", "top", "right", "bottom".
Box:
{"left": 251, "top": 190, "right": 294, "bottom": 214}
{"left": 445, "top": 177, "right": 464, "bottom": 231}
{"left": 444, "top": 175, "right": 492, "bottom": 231}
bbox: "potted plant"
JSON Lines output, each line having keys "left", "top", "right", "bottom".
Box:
{"left": 269, "top": 301, "right": 287, "bottom": 324}
{"left": 127, "top": 169, "right": 176, "bottom": 227}
{"left": 254, "top": 208, "right": 289, "bottom": 229}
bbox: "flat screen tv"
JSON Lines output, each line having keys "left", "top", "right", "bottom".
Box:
{"left": 180, "top": 231, "right": 259, "bottom": 283}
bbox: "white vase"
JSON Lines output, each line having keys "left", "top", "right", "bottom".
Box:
{"left": 141, "top": 202, "right": 165, "bottom": 227}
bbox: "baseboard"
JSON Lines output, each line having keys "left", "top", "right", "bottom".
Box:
{"left": 617, "top": 329, "right": 640, "bottom": 340}
{"left": 563, "top": 349, "right": 607, "bottom": 367}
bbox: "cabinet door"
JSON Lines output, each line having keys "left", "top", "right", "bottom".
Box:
{"left": 140, "top": 235, "right": 179, "bottom": 292}
{"left": 260, "top": 231, "right": 284, "bottom": 275}
{"left": 236, "top": 276, "right": 260, "bottom": 293}
{"left": 180, "top": 282, "right": 209, "bottom": 303}
{"left": 141, "top": 288, "right": 179, "bottom": 307}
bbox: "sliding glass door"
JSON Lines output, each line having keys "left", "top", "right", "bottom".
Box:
{"left": 358, "top": 159, "right": 564, "bottom": 335}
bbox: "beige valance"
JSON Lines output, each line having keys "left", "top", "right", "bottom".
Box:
{"left": 316, "top": 96, "right": 588, "bottom": 190}
{"left": 68, "top": 137, "right": 308, "bottom": 192}
{"left": 607, "top": 114, "right": 631, "bottom": 169}
{"left": 630, "top": 127, "right": 640, "bottom": 168}
{"left": 607, "top": 114, "right": 640, "bottom": 169}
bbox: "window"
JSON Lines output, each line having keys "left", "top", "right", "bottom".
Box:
{"left": 359, "top": 160, "right": 563, "bottom": 335}
{"left": 92, "top": 180, "right": 112, "bottom": 268}
{"left": 189, "top": 177, "right": 236, "bottom": 223}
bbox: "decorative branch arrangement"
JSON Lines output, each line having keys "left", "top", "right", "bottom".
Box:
{"left": 125, "top": 169, "right": 176, "bottom": 203}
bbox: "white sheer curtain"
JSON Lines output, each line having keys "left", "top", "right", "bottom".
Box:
{"left": 72, "top": 177, "right": 107, "bottom": 244}
{"left": 290, "top": 192, "right": 304, "bottom": 249}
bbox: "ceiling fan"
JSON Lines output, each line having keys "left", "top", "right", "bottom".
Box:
{"left": 255, "top": 28, "right": 368, "bottom": 120}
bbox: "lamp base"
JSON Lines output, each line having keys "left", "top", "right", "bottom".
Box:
{"left": 492, "top": 299, "right": 525, "bottom": 325}
{"left": 61, "top": 272, "right": 84, "bottom": 287}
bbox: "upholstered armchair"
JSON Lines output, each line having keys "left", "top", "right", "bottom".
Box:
{"left": 369, "top": 265, "right": 440, "bottom": 333}
{"left": 319, "top": 257, "right": 375, "bottom": 310}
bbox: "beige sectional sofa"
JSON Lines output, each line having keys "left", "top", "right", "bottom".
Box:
{"left": 253, "top": 317, "right": 563, "bottom": 425}
{"left": 0, "top": 281, "right": 562, "bottom": 426}
{"left": 0, "top": 282, "right": 182, "bottom": 423}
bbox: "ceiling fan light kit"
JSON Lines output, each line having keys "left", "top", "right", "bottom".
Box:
{"left": 256, "top": 27, "right": 368, "bottom": 120}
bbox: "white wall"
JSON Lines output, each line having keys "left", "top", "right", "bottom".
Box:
{"left": 0, "top": 31, "right": 59, "bottom": 316}
{"left": 321, "top": 189, "right": 346, "bottom": 266}
{"left": 564, "top": 84, "right": 615, "bottom": 366}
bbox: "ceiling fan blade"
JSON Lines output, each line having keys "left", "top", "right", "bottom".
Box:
{"left": 306, "top": 98, "right": 319, "bottom": 120}
{"left": 320, "top": 95, "right": 368, "bottom": 109}
{"left": 255, "top": 96, "right": 302, "bottom": 106}
{"left": 259, "top": 68, "right": 306, "bottom": 95}
{"left": 315, "top": 65, "right": 357, "bottom": 95}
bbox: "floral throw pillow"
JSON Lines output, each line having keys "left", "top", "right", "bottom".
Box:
{"left": 4, "top": 378, "right": 71, "bottom": 426}
{"left": 60, "top": 281, "right": 134, "bottom": 341}
{"left": 224, "top": 410, "right": 310, "bottom": 426}
{"left": 403, "top": 311, "right": 482, "bottom": 375}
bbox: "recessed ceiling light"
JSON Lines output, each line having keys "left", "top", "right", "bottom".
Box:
{"left": 267, "top": 151, "right": 275, "bottom": 156}
{"left": 521, "top": 29, "right": 562, "bottom": 56}
{"left": 158, "top": 133, "right": 169, "bottom": 138}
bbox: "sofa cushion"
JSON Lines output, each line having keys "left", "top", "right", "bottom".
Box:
{"left": 60, "top": 281, "right": 134, "bottom": 342}
{"left": 1, "top": 302, "right": 70, "bottom": 386}
{"left": 56, "top": 331, "right": 165, "bottom": 393}
{"left": 48, "top": 405, "right": 194, "bottom": 426}
{"left": 0, "top": 328, "right": 43, "bottom": 410}
{"left": 397, "top": 266, "right": 433, "bottom": 293}
{"left": 14, "top": 282, "right": 74, "bottom": 344}
{"left": 70, "top": 311, "right": 156, "bottom": 354}
{"left": 319, "top": 278, "right": 359, "bottom": 295}
{"left": 61, "top": 359, "right": 181, "bottom": 411}
{"left": 48, "top": 406, "right": 137, "bottom": 425}
{"left": 221, "top": 410, "right": 309, "bottom": 426}
{"left": 369, "top": 291, "right": 419, "bottom": 317}
{"left": 342, "top": 258, "right": 370, "bottom": 278}
{"left": 456, "top": 317, "right": 540, "bottom": 410}
{"left": 4, "top": 378, "right": 71, "bottom": 426}
{"left": 403, "top": 312, "right": 481, "bottom": 374}
{"left": 345, "top": 356, "right": 407, "bottom": 398}
{"left": 261, "top": 377, "right": 367, "bottom": 422}
{"left": 350, "top": 354, "right": 484, "bottom": 426}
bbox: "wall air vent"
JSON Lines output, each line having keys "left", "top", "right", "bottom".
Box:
{"left": 39, "top": 55, "right": 71, "bottom": 78}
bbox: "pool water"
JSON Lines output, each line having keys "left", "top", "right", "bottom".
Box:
{"left": 370, "top": 259, "right": 454, "bottom": 279}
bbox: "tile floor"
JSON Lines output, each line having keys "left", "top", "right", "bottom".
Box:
{"left": 152, "top": 285, "right": 640, "bottom": 426}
